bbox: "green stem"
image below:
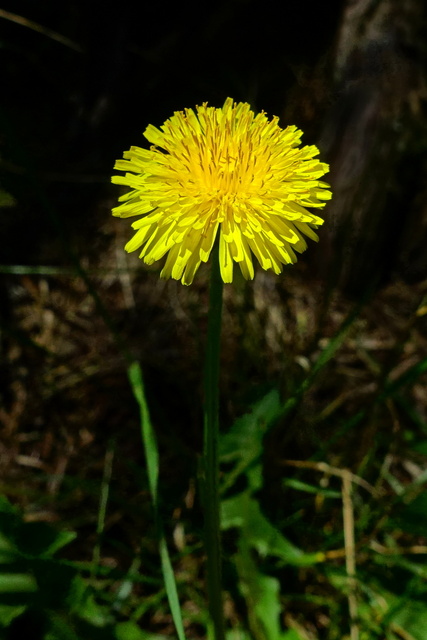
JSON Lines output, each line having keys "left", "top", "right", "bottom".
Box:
{"left": 203, "top": 240, "right": 225, "bottom": 640}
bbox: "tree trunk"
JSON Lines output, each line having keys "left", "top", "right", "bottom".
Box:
{"left": 302, "top": 0, "right": 427, "bottom": 290}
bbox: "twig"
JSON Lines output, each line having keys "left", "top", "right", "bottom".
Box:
{"left": 0, "top": 9, "right": 83, "bottom": 52}
{"left": 370, "top": 540, "right": 427, "bottom": 555}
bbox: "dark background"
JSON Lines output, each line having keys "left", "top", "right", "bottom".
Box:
{"left": 2, "top": 0, "right": 427, "bottom": 287}
{"left": 0, "top": 0, "right": 345, "bottom": 267}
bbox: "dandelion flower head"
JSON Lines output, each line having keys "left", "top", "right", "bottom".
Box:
{"left": 112, "top": 98, "right": 332, "bottom": 285}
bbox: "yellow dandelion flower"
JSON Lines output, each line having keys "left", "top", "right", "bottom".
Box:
{"left": 112, "top": 98, "right": 332, "bottom": 285}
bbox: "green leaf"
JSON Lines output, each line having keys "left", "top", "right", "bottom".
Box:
{"left": 225, "top": 630, "right": 252, "bottom": 640}
{"left": 280, "top": 631, "right": 304, "bottom": 640}
{"left": 0, "top": 495, "right": 76, "bottom": 560}
{"left": 44, "top": 530, "right": 77, "bottom": 556}
{"left": 0, "top": 497, "right": 18, "bottom": 515}
{"left": 15, "top": 522, "right": 76, "bottom": 557}
{"left": 115, "top": 621, "right": 169, "bottom": 640}
{"left": 128, "top": 362, "right": 186, "bottom": 640}
{"left": 235, "top": 540, "right": 305, "bottom": 640}
{"left": 0, "top": 532, "right": 18, "bottom": 563}
{"left": 219, "top": 389, "right": 281, "bottom": 492}
{"left": 235, "top": 540, "right": 282, "bottom": 640}
{"left": 390, "top": 601, "right": 427, "bottom": 640}
{"left": 0, "top": 603, "right": 26, "bottom": 627}
{"left": 220, "top": 389, "right": 281, "bottom": 463}
{"left": 45, "top": 611, "right": 81, "bottom": 640}
{"left": 128, "top": 362, "right": 159, "bottom": 505}
{"left": 115, "top": 621, "right": 147, "bottom": 640}
{"left": 67, "top": 575, "right": 112, "bottom": 627}
{"left": 0, "top": 573, "right": 37, "bottom": 593}
{"left": 159, "top": 536, "right": 187, "bottom": 639}
{"left": 222, "top": 492, "right": 321, "bottom": 566}
{"left": 252, "top": 573, "right": 282, "bottom": 640}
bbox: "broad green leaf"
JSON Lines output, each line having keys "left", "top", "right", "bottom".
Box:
{"left": 115, "top": 621, "right": 169, "bottom": 640}
{"left": 222, "top": 492, "right": 321, "bottom": 566}
{"left": 0, "top": 604, "right": 26, "bottom": 627}
{"left": 252, "top": 573, "right": 283, "bottom": 640}
{"left": 235, "top": 541, "right": 305, "bottom": 640}
{"left": 236, "top": 540, "right": 282, "bottom": 640}
{"left": 67, "top": 575, "right": 112, "bottom": 627}
{"left": 45, "top": 611, "right": 81, "bottom": 640}
{"left": 115, "top": 621, "right": 147, "bottom": 640}
{"left": 219, "top": 389, "right": 281, "bottom": 492}
{"left": 220, "top": 389, "right": 281, "bottom": 461}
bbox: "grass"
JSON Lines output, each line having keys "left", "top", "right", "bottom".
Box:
{"left": 1, "top": 230, "right": 427, "bottom": 639}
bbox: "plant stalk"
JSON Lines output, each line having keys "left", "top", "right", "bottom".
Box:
{"left": 203, "top": 240, "right": 225, "bottom": 640}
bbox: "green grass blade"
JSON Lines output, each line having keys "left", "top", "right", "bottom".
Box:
{"left": 128, "top": 363, "right": 159, "bottom": 504}
{"left": 279, "top": 297, "right": 367, "bottom": 420}
{"left": 158, "top": 537, "right": 187, "bottom": 638}
{"left": 127, "top": 361, "right": 186, "bottom": 640}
